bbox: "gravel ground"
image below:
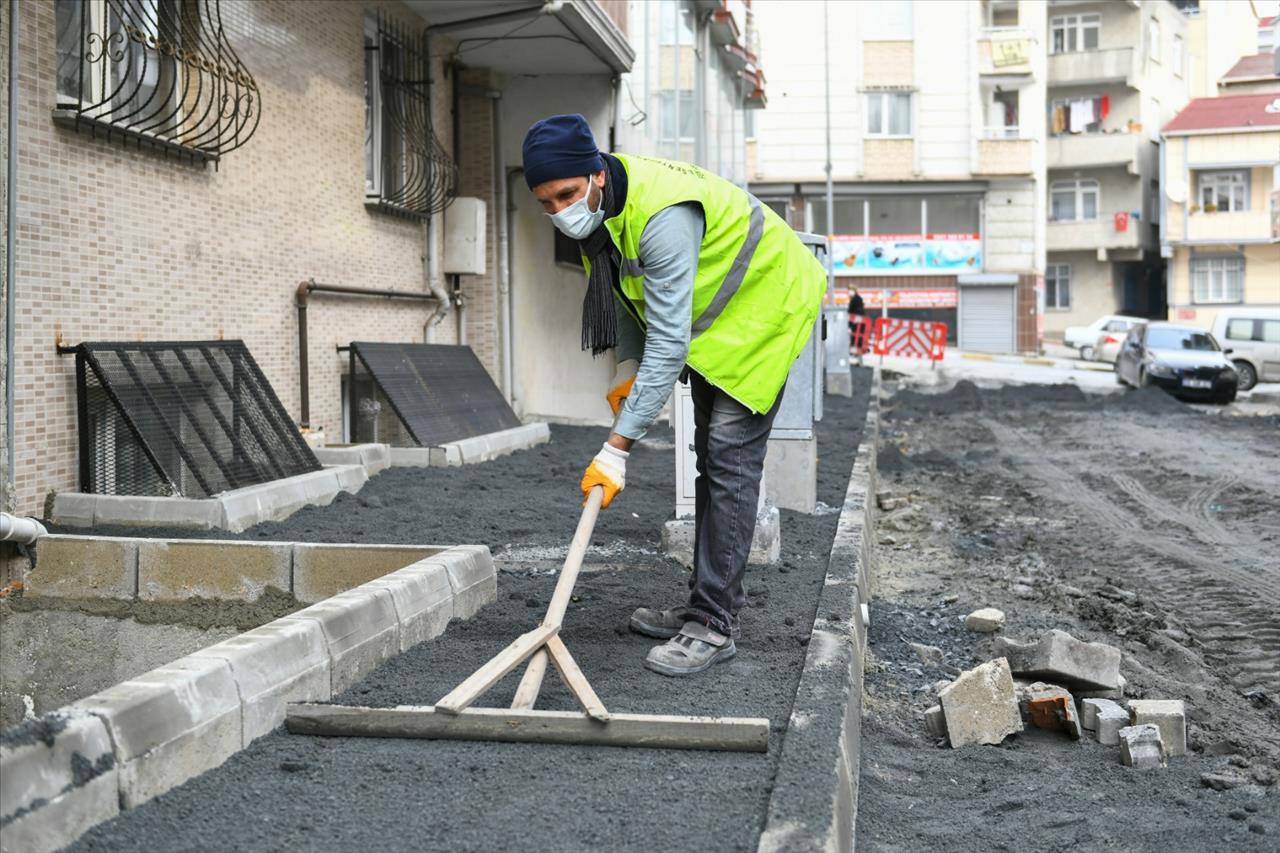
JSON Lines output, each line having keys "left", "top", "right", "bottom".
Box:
{"left": 856, "top": 379, "right": 1279, "bottom": 852}
{"left": 64, "top": 370, "right": 871, "bottom": 853}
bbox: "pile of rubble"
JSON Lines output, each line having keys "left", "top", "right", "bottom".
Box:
{"left": 923, "top": 621, "right": 1186, "bottom": 770}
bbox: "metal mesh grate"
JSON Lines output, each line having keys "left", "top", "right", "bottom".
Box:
{"left": 74, "top": 341, "right": 320, "bottom": 497}
{"left": 349, "top": 342, "right": 521, "bottom": 447}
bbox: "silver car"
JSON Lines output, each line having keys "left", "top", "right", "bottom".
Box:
{"left": 1212, "top": 309, "right": 1280, "bottom": 391}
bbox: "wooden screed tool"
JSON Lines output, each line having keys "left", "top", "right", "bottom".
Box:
{"left": 286, "top": 487, "right": 770, "bottom": 752}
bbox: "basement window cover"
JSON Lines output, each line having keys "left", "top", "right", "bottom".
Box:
{"left": 74, "top": 341, "right": 320, "bottom": 498}
{"left": 348, "top": 342, "right": 521, "bottom": 447}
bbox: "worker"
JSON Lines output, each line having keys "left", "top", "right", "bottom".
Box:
{"left": 522, "top": 114, "right": 825, "bottom": 677}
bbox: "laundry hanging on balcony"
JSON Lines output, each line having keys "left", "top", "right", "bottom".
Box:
{"left": 1051, "top": 95, "right": 1111, "bottom": 135}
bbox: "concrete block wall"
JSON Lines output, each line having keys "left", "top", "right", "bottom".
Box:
{"left": 2, "top": 0, "right": 477, "bottom": 517}
{"left": 1, "top": 545, "right": 497, "bottom": 851}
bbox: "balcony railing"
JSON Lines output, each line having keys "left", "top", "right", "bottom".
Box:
{"left": 1048, "top": 47, "right": 1137, "bottom": 86}
{"left": 975, "top": 137, "right": 1034, "bottom": 175}
{"left": 1047, "top": 217, "right": 1144, "bottom": 252}
{"left": 1046, "top": 132, "right": 1146, "bottom": 174}
{"left": 1180, "top": 208, "right": 1275, "bottom": 244}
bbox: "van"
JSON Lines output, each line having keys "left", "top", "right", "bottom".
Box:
{"left": 1211, "top": 308, "right": 1280, "bottom": 391}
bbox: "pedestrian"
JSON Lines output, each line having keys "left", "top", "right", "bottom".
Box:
{"left": 848, "top": 287, "right": 868, "bottom": 361}
{"left": 521, "top": 114, "right": 825, "bottom": 677}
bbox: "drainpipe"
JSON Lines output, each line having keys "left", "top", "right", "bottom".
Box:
{"left": 487, "top": 89, "right": 514, "bottom": 400}
{"left": 295, "top": 279, "right": 442, "bottom": 427}
{"left": 423, "top": 32, "right": 451, "bottom": 336}
{"left": 0, "top": 513, "right": 46, "bottom": 545}
{"left": 505, "top": 166, "right": 524, "bottom": 412}
{"left": 5, "top": 0, "right": 19, "bottom": 511}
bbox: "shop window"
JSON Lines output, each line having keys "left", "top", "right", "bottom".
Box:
{"left": 1045, "top": 264, "right": 1071, "bottom": 310}
{"left": 1191, "top": 256, "right": 1244, "bottom": 304}
{"left": 1050, "top": 13, "right": 1100, "bottom": 54}
{"left": 869, "top": 197, "right": 923, "bottom": 235}
{"left": 928, "top": 196, "right": 981, "bottom": 235}
{"left": 810, "top": 199, "right": 866, "bottom": 236}
{"left": 1050, "top": 179, "right": 1099, "bottom": 222}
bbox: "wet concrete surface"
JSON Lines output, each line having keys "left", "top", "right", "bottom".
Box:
{"left": 856, "top": 379, "right": 1279, "bottom": 851}
{"left": 64, "top": 370, "right": 871, "bottom": 853}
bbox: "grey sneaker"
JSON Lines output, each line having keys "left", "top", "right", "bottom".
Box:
{"left": 643, "top": 622, "right": 736, "bottom": 677}
{"left": 629, "top": 606, "right": 741, "bottom": 640}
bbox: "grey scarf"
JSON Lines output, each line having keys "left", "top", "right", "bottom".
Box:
{"left": 576, "top": 154, "right": 628, "bottom": 356}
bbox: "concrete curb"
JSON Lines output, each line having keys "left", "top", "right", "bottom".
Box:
{"left": 757, "top": 369, "right": 880, "bottom": 853}
{"left": 26, "top": 535, "right": 447, "bottom": 604}
{"left": 50, "top": 464, "right": 368, "bottom": 533}
{"left": 0, "top": 545, "right": 497, "bottom": 852}
{"left": 959, "top": 351, "right": 1113, "bottom": 373}
{"left": 312, "top": 423, "right": 551, "bottom": 473}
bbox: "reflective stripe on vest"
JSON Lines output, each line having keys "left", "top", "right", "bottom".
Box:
{"left": 691, "top": 195, "right": 764, "bottom": 338}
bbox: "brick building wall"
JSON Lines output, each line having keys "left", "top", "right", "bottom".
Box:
{"left": 3, "top": 0, "right": 476, "bottom": 515}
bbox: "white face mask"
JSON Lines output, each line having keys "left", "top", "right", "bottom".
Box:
{"left": 548, "top": 177, "right": 605, "bottom": 240}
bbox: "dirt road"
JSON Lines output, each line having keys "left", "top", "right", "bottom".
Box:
{"left": 857, "top": 379, "right": 1279, "bottom": 850}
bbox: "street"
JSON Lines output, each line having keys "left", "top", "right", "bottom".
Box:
{"left": 856, "top": 376, "right": 1279, "bottom": 849}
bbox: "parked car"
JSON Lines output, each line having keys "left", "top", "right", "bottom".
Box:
{"left": 1064, "top": 314, "right": 1147, "bottom": 361}
{"left": 1210, "top": 308, "right": 1280, "bottom": 391}
{"left": 1115, "top": 322, "right": 1237, "bottom": 404}
{"left": 1093, "top": 318, "right": 1148, "bottom": 364}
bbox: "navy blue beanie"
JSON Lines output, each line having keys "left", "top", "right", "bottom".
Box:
{"left": 522, "top": 114, "right": 604, "bottom": 189}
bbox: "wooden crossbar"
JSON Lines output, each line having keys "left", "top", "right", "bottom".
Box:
{"left": 285, "top": 704, "right": 770, "bottom": 753}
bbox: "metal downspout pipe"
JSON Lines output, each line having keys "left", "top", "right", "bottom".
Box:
{"left": 5, "top": 0, "right": 20, "bottom": 511}
{"left": 487, "top": 90, "right": 514, "bottom": 402}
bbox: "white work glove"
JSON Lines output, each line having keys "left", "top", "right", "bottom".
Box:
{"left": 580, "top": 442, "right": 628, "bottom": 508}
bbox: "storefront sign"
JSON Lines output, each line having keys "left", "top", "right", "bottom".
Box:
{"left": 830, "top": 233, "right": 981, "bottom": 275}
{"left": 862, "top": 288, "right": 958, "bottom": 309}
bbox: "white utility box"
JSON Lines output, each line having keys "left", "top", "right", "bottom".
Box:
{"left": 443, "top": 197, "right": 487, "bottom": 275}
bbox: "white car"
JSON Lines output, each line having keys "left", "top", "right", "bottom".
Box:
{"left": 1093, "top": 318, "right": 1148, "bottom": 364}
{"left": 1212, "top": 308, "right": 1280, "bottom": 391}
{"left": 1064, "top": 314, "right": 1147, "bottom": 361}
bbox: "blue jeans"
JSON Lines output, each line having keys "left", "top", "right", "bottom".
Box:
{"left": 687, "top": 372, "right": 784, "bottom": 636}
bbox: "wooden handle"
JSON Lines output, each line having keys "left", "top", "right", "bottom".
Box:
{"left": 543, "top": 485, "right": 603, "bottom": 630}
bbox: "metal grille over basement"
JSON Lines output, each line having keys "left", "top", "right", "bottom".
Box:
{"left": 348, "top": 342, "right": 520, "bottom": 447}
{"left": 53, "top": 0, "right": 260, "bottom": 162}
{"left": 73, "top": 341, "right": 320, "bottom": 498}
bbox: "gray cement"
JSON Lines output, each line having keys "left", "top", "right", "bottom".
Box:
{"left": 59, "top": 371, "right": 873, "bottom": 852}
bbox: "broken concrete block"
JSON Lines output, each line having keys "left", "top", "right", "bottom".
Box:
{"left": 924, "top": 705, "right": 948, "bottom": 739}
{"left": 1119, "top": 724, "right": 1166, "bottom": 769}
{"left": 964, "top": 608, "right": 1005, "bottom": 633}
{"left": 994, "top": 629, "right": 1121, "bottom": 691}
{"left": 908, "top": 642, "right": 946, "bottom": 667}
{"left": 1077, "top": 674, "right": 1126, "bottom": 702}
{"left": 876, "top": 491, "right": 909, "bottom": 511}
{"left": 938, "top": 657, "right": 1022, "bottom": 748}
{"left": 1082, "top": 698, "right": 1129, "bottom": 745}
{"left": 1081, "top": 697, "right": 1121, "bottom": 731}
{"left": 1027, "top": 685, "right": 1081, "bottom": 739}
{"left": 1128, "top": 699, "right": 1187, "bottom": 757}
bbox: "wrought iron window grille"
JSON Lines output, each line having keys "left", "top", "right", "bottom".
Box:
{"left": 53, "top": 0, "right": 260, "bottom": 165}
{"left": 66, "top": 341, "right": 320, "bottom": 498}
{"left": 364, "top": 12, "right": 458, "bottom": 219}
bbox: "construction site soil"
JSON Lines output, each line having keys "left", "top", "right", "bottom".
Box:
{"left": 63, "top": 370, "right": 871, "bottom": 853}
{"left": 857, "top": 379, "right": 1279, "bottom": 851}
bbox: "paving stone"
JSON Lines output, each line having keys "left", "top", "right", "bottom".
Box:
{"left": 1027, "top": 685, "right": 1081, "bottom": 739}
{"left": 994, "top": 629, "right": 1122, "bottom": 691}
{"left": 282, "top": 587, "right": 399, "bottom": 694}
{"left": 88, "top": 494, "right": 223, "bottom": 529}
{"left": 1128, "top": 699, "right": 1187, "bottom": 757}
{"left": 71, "top": 655, "right": 242, "bottom": 808}
{"left": 437, "top": 545, "right": 498, "bottom": 620}
{"left": 964, "top": 608, "right": 1005, "bottom": 633}
{"left": 938, "top": 657, "right": 1022, "bottom": 748}
{"left": 924, "top": 704, "right": 947, "bottom": 738}
{"left": 191, "top": 618, "right": 331, "bottom": 744}
{"left": 0, "top": 709, "right": 119, "bottom": 853}
{"left": 1076, "top": 674, "right": 1126, "bottom": 701}
{"left": 1119, "top": 724, "right": 1166, "bottom": 769}
{"left": 363, "top": 559, "right": 455, "bottom": 651}
{"left": 388, "top": 446, "right": 434, "bottom": 468}
{"left": 1096, "top": 702, "right": 1131, "bottom": 746}
{"left": 138, "top": 539, "right": 291, "bottom": 601}
{"left": 291, "top": 543, "right": 443, "bottom": 604}
{"left": 1081, "top": 697, "right": 1125, "bottom": 731}
{"left": 25, "top": 535, "right": 138, "bottom": 599}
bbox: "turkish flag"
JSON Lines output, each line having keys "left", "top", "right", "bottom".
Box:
{"left": 1114, "top": 211, "right": 1130, "bottom": 232}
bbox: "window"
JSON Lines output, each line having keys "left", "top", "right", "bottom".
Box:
{"left": 658, "top": 90, "right": 698, "bottom": 145}
{"left": 1191, "top": 256, "right": 1244, "bottom": 304}
{"left": 1225, "top": 319, "right": 1255, "bottom": 341}
{"left": 364, "top": 14, "right": 456, "bottom": 217}
{"left": 988, "top": 90, "right": 1020, "bottom": 137}
{"left": 866, "top": 92, "right": 912, "bottom": 137}
{"left": 1050, "top": 179, "right": 1099, "bottom": 222}
{"left": 1046, "top": 264, "right": 1071, "bottom": 310}
{"left": 1265, "top": 320, "right": 1280, "bottom": 344}
{"left": 1148, "top": 18, "right": 1161, "bottom": 64}
{"left": 866, "top": 0, "right": 912, "bottom": 39}
{"left": 868, "top": 197, "right": 923, "bottom": 235}
{"left": 1173, "top": 34, "right": 1184, "bottom": 76}
{"left": 1050, "top": 14, "right": 1100, "bottom": 54}
{"left": 1198, "top": 171, "right": 1248, "bottom": 213}
{"left": 1224, "top": 318, "right": 1280, "bottom": 343}
{"left": 1049, "top": 96, "right": 1102, "bottom": 134}
{"left": 811, "top": 199, "right": 866, "bottom": 236}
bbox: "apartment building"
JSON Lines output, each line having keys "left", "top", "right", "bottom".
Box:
{"left": 1041, "top": 0, "right": 1192, "bottom": 340}
{"left": 750, "top": 0, "right": 1045, "bottom": 354}
{"left": 0, "top": 0, "right": 762, "bottom": 516}
{"left": 1160, "top": 94, "right": 1280, "bottom": 332}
